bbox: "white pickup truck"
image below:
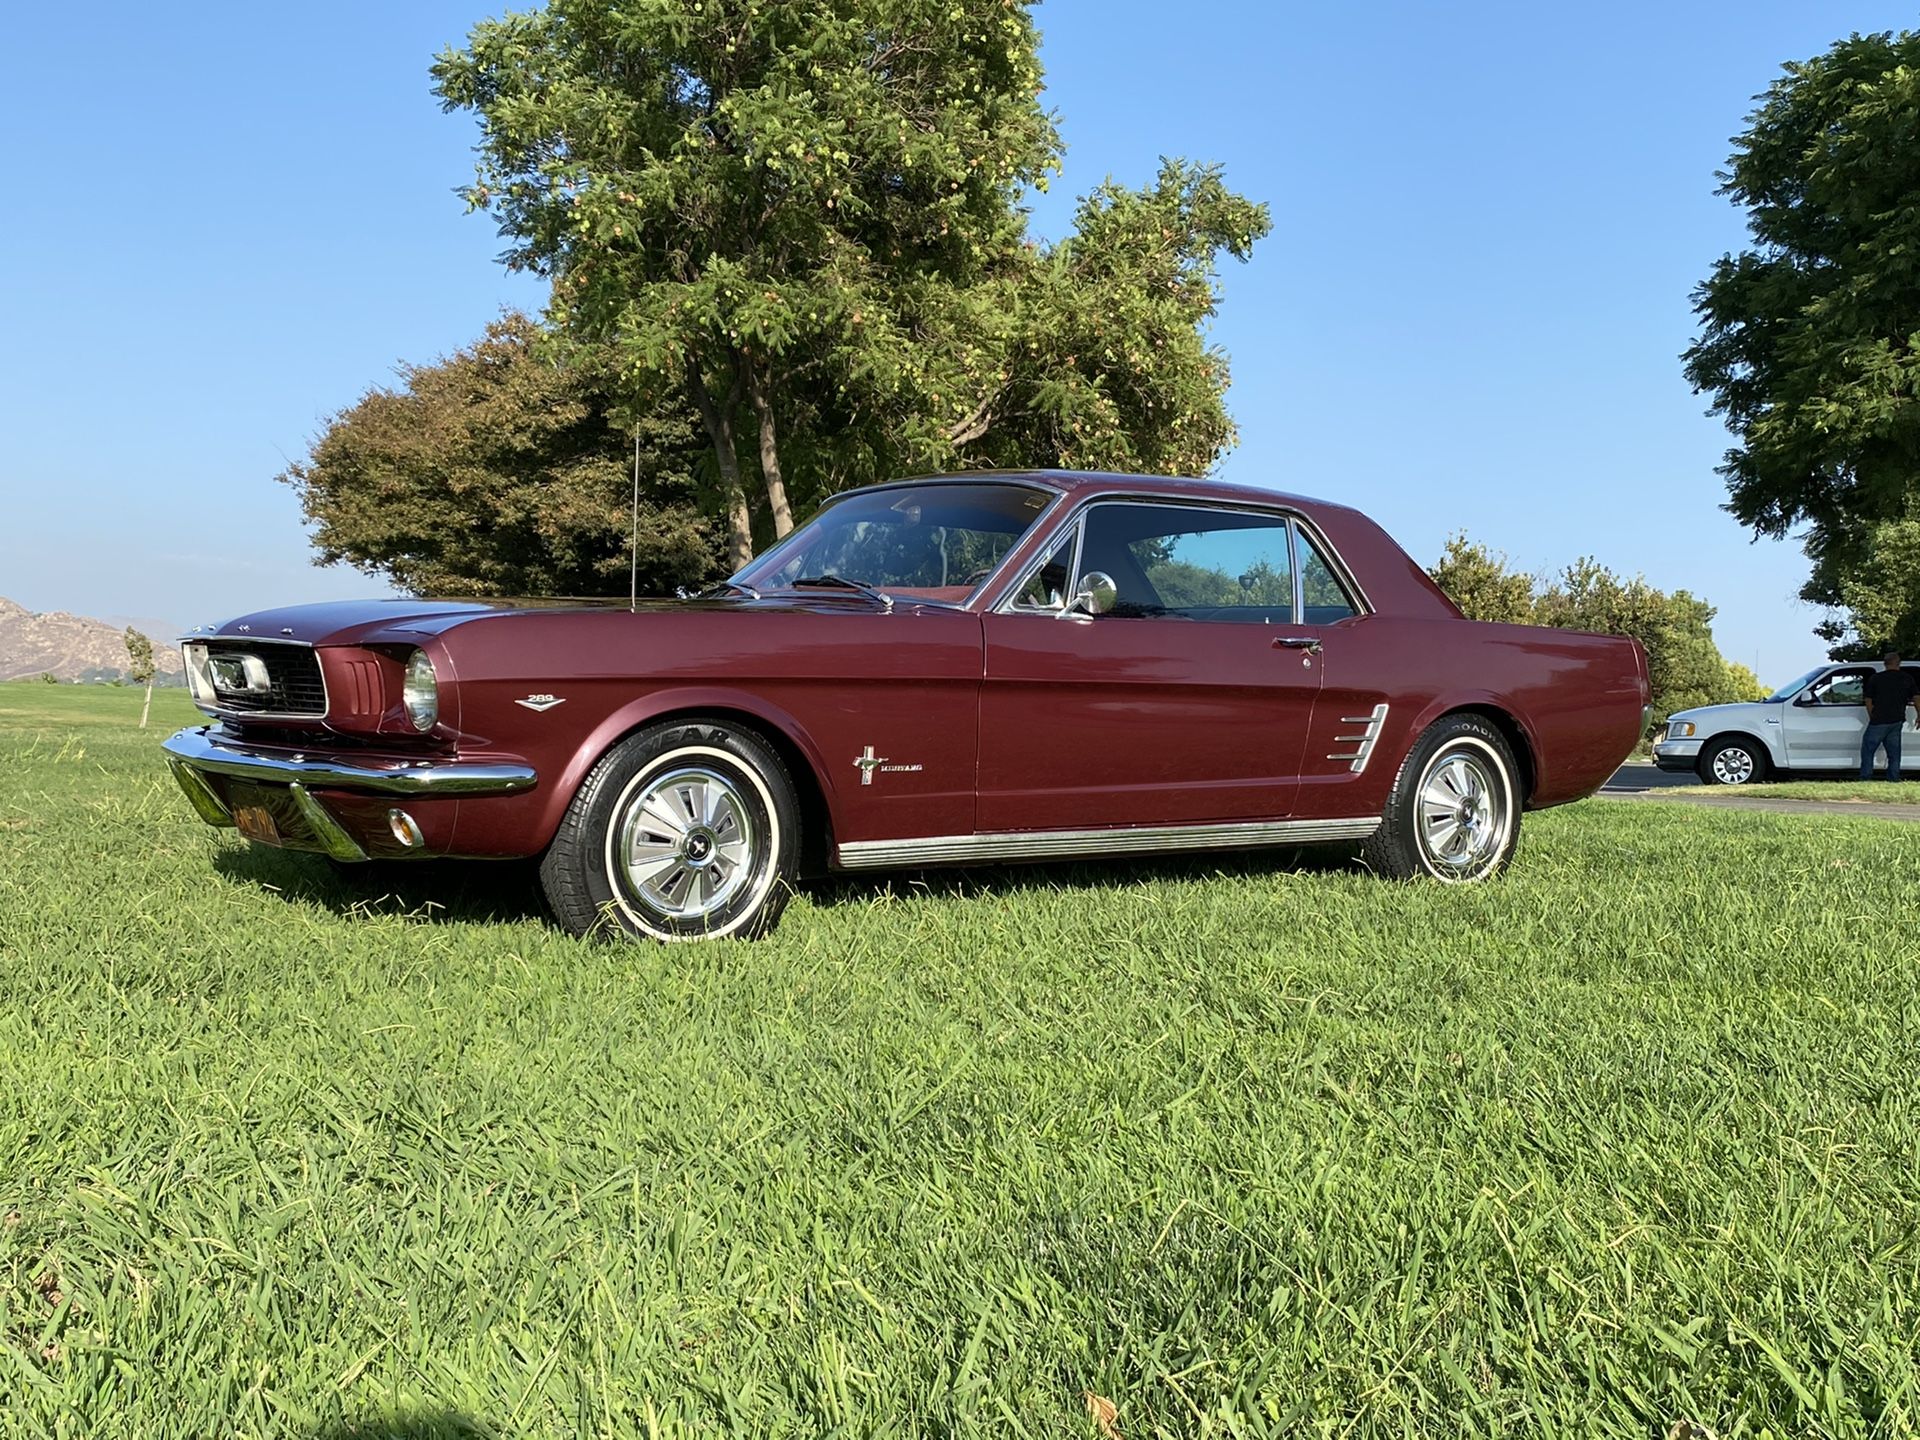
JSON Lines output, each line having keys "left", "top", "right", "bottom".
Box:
{"left": 1653, "top": 663, "right": 1920, "bottom": 785}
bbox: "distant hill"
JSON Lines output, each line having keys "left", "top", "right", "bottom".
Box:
{"left": 0, "top": 597, "right": 186, "bottom": 684}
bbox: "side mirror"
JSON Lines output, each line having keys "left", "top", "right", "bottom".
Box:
{"left": 1064, "top": 571, "right": 1118, "bottom": 618}
{"left": 1792, "top": 692, "right": 1815, "bottom": 706}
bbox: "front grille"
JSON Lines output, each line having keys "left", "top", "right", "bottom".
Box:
{"left": 207, "top": 642, "right": 327, "bottom": 716}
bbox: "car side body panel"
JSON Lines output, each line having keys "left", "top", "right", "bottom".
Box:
{"left": 976, "top": 609, "right": 1322, "bottom": 828}
{"left": 432, "top": 604, "right": 986, "bottom": 856}
{"left": 1288, "top": 615, "right": 1643, "bottom": 817}
{"left": 162, "top": 470, "right": 1649, "bottom": 872}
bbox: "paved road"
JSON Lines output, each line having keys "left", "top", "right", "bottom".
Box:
{"left": 1599, "top": 761, "right": 1920, "bottom": 822}
{"left": 1602, "top": 762, "right": 1693, "bottom": 794}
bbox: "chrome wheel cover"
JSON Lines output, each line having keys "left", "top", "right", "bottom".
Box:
{"left": 1416, "top": 747, "right": 1509, "bottom": 879}
{"left": 613, "top": 764, "right": 757, "bottom": 921}
{"left": 1710, "top": 745, "right": 1755, "bottom": 785}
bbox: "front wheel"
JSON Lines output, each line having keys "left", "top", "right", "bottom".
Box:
{"left": 1697, "top": 736, "right": 1767, "bottom": 787}
{"left": 1362, "top": 714, "right": 1521, "bottom": 883}
{"left": 540, "top": 721, "right": 800, "bottom": 941}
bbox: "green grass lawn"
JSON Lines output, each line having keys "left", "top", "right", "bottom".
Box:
{"left": 1664, "top": 778, "right": 1920, "bottom": 804}
{"left": 4, "top": 682, "right": 1919, "bottom": 1438}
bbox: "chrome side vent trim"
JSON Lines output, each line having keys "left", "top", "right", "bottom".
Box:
{"left": 1328, "top": 703, "right": 1390, "bottom": 773}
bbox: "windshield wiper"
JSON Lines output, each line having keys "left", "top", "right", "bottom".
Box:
{"left": 788, "top": 574, "right": 893, "bottom": 609}
{"left": 695, "top": 580, "right": 760, "bottom": 600}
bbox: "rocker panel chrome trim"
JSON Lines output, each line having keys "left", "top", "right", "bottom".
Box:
{"left": 834, "top": 815, "right": 1380, "bottom": 870}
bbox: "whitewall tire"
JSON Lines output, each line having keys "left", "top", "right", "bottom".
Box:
{"left": 1363, "top": 714, "right": 1521, "bottom": 884}
{"left": 540, "top": 721, "right": 800, "bottom": 941}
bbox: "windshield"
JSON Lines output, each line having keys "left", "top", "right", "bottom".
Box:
{"left": 1766, "top": 667, "right": 1827, "bottom": 702}
{"left": 732, "top": 481, "right": 1056, "bottom": 604}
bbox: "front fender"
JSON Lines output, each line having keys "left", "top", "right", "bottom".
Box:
{"left": 1703, "top": 724, "right": 1788, "bottom": 770}
{"left": 514, "top": 686, "right": 841, "bottom": 856}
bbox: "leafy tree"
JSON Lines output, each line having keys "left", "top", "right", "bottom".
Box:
{"left": 123, "top": 627, "right": 156, "bottom": 729}
{"left": 281, "top": 314, "right": 720, "bottom": 597}
{"left": 1428, "top": 534, "right": 1537, "bottom": 624}
{"left": 1724, "top": 661, "right": 1770, "bottom": 701}
{"left": 1831, "top": 502, "right": 1920, "bottom": 657}
{"left": 1683, "top": 29, "right": 1920, "bottom": 657}
{"left": 843, "top": 159, "right": 1270, "bottom": 486}
{"left": 433, "top": 0, "right": 1267, "bottom": 567}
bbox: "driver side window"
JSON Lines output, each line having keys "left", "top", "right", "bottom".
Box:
{"left": 1076, "top": 502, "right": 1295, "bottom": 621}
{"left": 1807, "top": 670, "right": 1869, "bottom": 706}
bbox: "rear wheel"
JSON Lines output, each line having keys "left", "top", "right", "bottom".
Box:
{"left": 1362, "top": 714, "right": 1521, "bottom": 883}
{"left": 1697, "top": 736, "right": 1766, "bottom": 786}
{"left": 540, "top": 721, "right": 799, "bottom": 941}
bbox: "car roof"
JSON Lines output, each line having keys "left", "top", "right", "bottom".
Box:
{"left": 868, "top": 469, "right": 1350, "bottom": 517}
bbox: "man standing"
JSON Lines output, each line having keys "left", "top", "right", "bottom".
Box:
{"left": 1860, "top": 652, "right": 1920, "bottom": 781}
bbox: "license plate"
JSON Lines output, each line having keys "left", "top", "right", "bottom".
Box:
{"left": 232, "top": 803, "right": 281, "bottom": 845}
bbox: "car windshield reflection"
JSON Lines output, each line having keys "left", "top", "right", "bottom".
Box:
{"left": 731, "top": 481, "right": 1056, "bottom": 605}
{"left": 1766, "top": 666, "right": 1827, "bottom": 702}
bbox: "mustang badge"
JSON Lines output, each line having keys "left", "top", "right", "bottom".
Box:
{"left": 515, "top": 694, "right": 567, "bottom": 712}
{"left": 854, "top": 745, "right": 921, "bottom": 785}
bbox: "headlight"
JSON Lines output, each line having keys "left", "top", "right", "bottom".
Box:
{"left": 1667, "top": 720, "right": 1695, "bottom": 739}
{"left": 402, "top": 649, "right": 439, "bottom": 732}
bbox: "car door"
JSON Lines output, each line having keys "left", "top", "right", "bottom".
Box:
{"left": 976, "top": 499, "right": 1324, "bottom": 831}
{"left": 1782, "top": 667, "right": 1874, "bottom": 768}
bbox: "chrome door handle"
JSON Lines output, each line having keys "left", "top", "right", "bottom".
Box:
{"left": 1273, "top": 636, "right": 1322, "bottom": 653}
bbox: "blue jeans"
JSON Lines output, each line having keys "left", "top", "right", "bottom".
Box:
{"left": 1861, "top": 723, "right": 1904, "bottom": 780}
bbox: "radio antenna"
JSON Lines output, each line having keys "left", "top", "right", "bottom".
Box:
{"left": 629, "top": 430, "right": 640, "bottom": 613}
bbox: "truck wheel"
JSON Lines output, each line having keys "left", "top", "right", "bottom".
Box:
{"left": 1697, "top": 737, "right": 1766, "bottom": 786}
{"left": 540, "top": 721, "right": 800, "bottom": 941}
{"left": 1362, "top": 714, "right": 1521, "bottom": 883}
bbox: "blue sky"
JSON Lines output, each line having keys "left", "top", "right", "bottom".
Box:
{"left": 2, "top": 1, "right": 1910, "bottom": 681}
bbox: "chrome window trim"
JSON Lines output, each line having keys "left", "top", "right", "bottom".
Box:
{"left": 989, "top": 493, "right": 1373, "bottom": 621}
{"left": 1289, "top": 518, "right": 1365, "bottom": 624}
{"left": 181, "top": 636, "right": 333, "bottom": 724}
{"left": 730, "top": 475, "right": 1069, "bottom": 612}
{"left": 1001, "top": 517, "right": 1085, "bottom": 614}
{"left": 835, "top": 814, "right": 1381, "bottom": 870}
{"left": 1292, "top": 521, "right": 1306, "bottom": 627}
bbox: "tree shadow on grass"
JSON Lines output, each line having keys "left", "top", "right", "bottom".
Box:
{"left": 213, "top": 845, "right": 551, "bottom": 928}
{"left": 800, "top": 841, "right": 1369, "bottom": 912}
{"left": 213, "top": 835, "right": 1368, "bottom": 932}
{"left": 312, "top": 1413, "right": 496, "bottom": 1440}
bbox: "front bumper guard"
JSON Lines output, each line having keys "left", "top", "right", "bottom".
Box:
{"left": 161, "top": 726, "right": 537, "bottom": 862}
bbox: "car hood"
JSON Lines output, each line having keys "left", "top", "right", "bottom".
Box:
{"left": 187, "top": 593, "right": 905, "bottom": 647}
{"left": 1665, "top": 699, "right": 1778, "bottom": 729}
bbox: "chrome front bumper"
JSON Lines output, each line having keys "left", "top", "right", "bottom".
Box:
{"left": 1650, "top": 736, "right": 1703, "bottom": 772}
{"left": 161, "top": 726, "right": 537, "bottom": 861}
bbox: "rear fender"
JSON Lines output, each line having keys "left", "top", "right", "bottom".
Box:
{"left": 1398, "top": 691, "right": 1545, "bottom": 803}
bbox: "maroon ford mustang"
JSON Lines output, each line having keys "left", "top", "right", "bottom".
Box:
{"left": 163, "top": 471, "right": 1649, "bottom": 940}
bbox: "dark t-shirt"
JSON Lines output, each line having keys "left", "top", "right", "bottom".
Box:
{"left": 1864, "top": 667, "right": 1920, "bottom": 725}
